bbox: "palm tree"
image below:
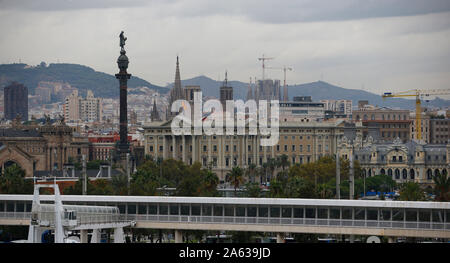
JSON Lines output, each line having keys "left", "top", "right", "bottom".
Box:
{"left": 267, "top": 158, "right": 277, "bottom": 182}
{"left": 278, "top": 154, "right": 290, "bottom": 171}
{"left": 246, "top": 163, "right": 257, "bottom": 183}
{"left": 226, "top": 166, "right": 244, "bottom": 196}
{"left": 262, "top": 162, "right": 269, "bottom": 185}
{"left": 399, "top": 182, "right": 426, "bottom": 201}
{"left": 202, "top": 169, "right": 219, "bottom": 196}
{"left": 433, "top": 171, "right": 450, "bottom": 201}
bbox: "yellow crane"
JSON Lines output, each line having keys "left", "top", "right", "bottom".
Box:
{"left": 381, "top": 89, "right": 450, "bottom": 140}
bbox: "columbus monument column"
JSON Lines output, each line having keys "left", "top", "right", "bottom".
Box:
{"left": 115, "top": 31, "right": 131, "bottom": 161}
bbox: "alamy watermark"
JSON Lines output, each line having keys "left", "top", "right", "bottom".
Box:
{"left": 170, "top": 92, "right": 279, "bottom": 146}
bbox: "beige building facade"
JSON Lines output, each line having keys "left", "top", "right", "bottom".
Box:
{"left": 143, "top": 120, "right": 349, "bottom": 180}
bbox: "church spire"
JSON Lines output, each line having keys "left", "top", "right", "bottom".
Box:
{"left": 167, "top": 56, "right": 185, "bottom": 120}
{"left": 151, "top": 99, "right": 161, "bottom": 122}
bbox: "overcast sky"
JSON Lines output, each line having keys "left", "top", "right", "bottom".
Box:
{"left": 1, "top": 0, "right": 450, "bottom": 96}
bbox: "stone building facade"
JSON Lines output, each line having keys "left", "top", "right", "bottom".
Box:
{"left": 143, "top": 119, "right": 350, "bottom": 180}
{"left": 338, "top": 136, "right": 449, "bottom": 187}
{"left": 0, "top": 122, "right": 89, "bottom": 177}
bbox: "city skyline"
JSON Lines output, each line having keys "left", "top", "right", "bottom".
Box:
{"left": 0, "top": 0, "right": 449, "bottom": 95}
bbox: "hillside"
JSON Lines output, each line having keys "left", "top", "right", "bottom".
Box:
{"left": 0, "top": 63, "right": 168, "bottom": 98}
{"left": 171, "top": 76, "right": 449, "bottom": 110}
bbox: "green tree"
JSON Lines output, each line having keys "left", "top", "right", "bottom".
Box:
{"left": 433, "top": 171, "right": 450, "bottom": 201}
{"left": 226, "top": 167, "right": 244, "bottom": 196}
{"left": 245, "top": 163, "right": 257, "bottom": 183}
{"left": 0, "top": 164, "right": 33, "bottom": 194}
{"left": 399, "top": 182, "right": 426, "bottom": 201}
{"left": 278, "top": 154, "right": 290, "bottom": 171}
{"left": 245, "top": 182, "right": 262, "bottom": 197}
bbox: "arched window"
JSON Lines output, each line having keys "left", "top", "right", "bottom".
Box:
{"left": 363, "top": 114, "right": 368, "bottom": 120}
{"left": 380, "top": 169, "right": 386, "bottom": 175}
{"left": 402, "top": 169, "right": 407, "bottom": 179}
{"left": 434, "top": 169, "right": 440, "bottom": 177}
{"left": 409, "top": 169, "right": 415, "bottom": 180}
{"left": 368, "top": 169, "right": 372, "bottom": 177}
{"left": 443, "top": 169, "right": 448, "bottom": 176}
{"left": 395, "top": 169, "right": 400, "bottom": 179}
{"left": 388, "top": 169, "right": 393, "bottom": 177}
{"left": 427, "top": 169, "right": 432, "bottom": 180}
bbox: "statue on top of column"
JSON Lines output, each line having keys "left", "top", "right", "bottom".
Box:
{"left": 119, "top": 31, "right": 127, "bottom": 50}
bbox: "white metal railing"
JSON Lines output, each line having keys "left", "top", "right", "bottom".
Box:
{"left": 122, "top": 214, "right": 449, "bottom": 231}
{"left": 1, "top": 212, "right": 448, "bottom": 231}
{"left": 0, "top": 212, "right": 126, "bottom": 227}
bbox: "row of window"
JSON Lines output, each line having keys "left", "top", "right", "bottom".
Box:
{"left": 149, "top": 144, "right": 329, "bottom": 154}
{"left": 116, "top": 204, "right": 448, "bottom": 223}
{"left": 1, "top": 202, "right": 447, "bottom": 223}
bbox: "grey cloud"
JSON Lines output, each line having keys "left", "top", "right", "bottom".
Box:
{"left": 2, "top": 0, "right": 450, "bottom": 23}
{"left": 157, "top": 0, "right": 450, "bottom": 23}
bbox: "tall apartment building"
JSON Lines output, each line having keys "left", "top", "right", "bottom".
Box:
{"left": 4, "top": 82, "right": 28, "bottom": 121}
{"left": 34, "top": 85, "right": 52, "bottom": 103}
{"left": 63, "top": 90, "right": 102, "bottom": 122}
{"left": 63, "top": 90, "right": 80, "bottom": 122}
{"left": 79, "top": 90, "right": 102, "bottom": 122}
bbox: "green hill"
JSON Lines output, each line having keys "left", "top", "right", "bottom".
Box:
{"left": 0, "top": 63, "right": 168, "bottom": 97}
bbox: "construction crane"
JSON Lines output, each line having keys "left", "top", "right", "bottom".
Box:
{"left": 258, "top": 54, "right": 274, "bottom": 81}
{"left": 381, "top": 89, "right": 450, "bottom": 140}
{"left": 267, "top": 66, "right": 293, "bottom": 101}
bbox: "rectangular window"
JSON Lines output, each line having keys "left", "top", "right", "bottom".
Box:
{"left": 214, "top": 206, "right": 223, "bottom": 216}
{"left": 330, "top": 208, "right": 340, "bottom": 219}
{"left": 224, "top": 205, "right": 234, "bottom": 217}
{"left": 258, "top": 206, "right": 269, "bottom": 217}
{"left": 236, "top": 206, "right": 246, "bottom": 217}
{"left": 180, "top": 205, "right": 190, "bottom": 216}
{"left": 392, "top": 209, "right": 404, "bottom": 221}
{"left": 342, "top": 208, "right": 352, "bottom": 219}
{"left": 432, "top": 210, "right": 444, "bottom": 223}
{"left": 148, "top": 205, "right": 157, "bottom": 215}
{"left": 159, "top": 205, "right": 168, "bottom": 215}
{"left": 127, "top": 204, "right": 136, "bottom": 215}
{"left": 247, "top": 206, "right": 257, "bottom": 217}
{"left": 170, "top": 204, "right": 179, "bottom": 215}
{"left": 138, "top": 204, "right": 147, "bottom": 215}
{"left": 318, "top": 208, "right": 328, "bottom": 219}
{"left": 381, "top": 209, "right": 391, "bottom": 221}
{"left": 305, "top": 208, "right": 315, "bottom": 218}
{"left": 354, "top": 208, "right": 365, "bottom": 220}
{"left": 16, "top": 202, "right": 24, "bottom": 212}
{"left": 293, "top": 208, "right": 304, "bottom": 218}
{"left": 270, "top": 207, "right": 280, "bottom": 218}
{"left": 367, "top": 209, "right": 378, "bottom": 220}
{"left": 191, "top": 205, "right": 201, "bottom": 216}
{"left": 405, "top": 209, "right": 417, "bottom": 221}
{"left": 202, "top": 205, "right": 212, "bottom": 216}
{"left": 282, "top": 207, "right": 292, "bottom": 218}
